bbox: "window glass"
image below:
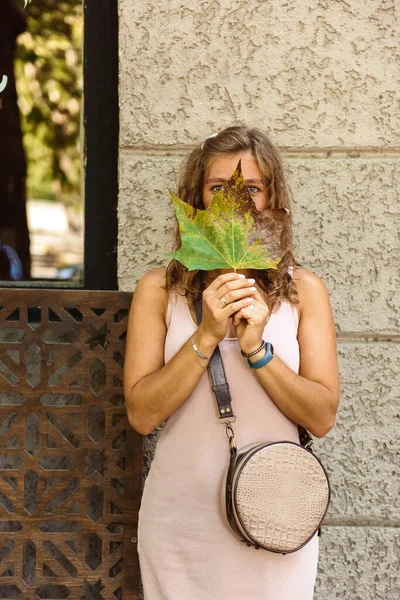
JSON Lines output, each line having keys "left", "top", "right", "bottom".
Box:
{"left": 0, "top": 0, "right": 83, "bottom": 284}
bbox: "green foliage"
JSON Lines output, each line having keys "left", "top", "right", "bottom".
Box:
{"left": 170, "top": 161, "right": 288, "bottom": 271}
{"left": 15, "top": 0, "right": 82, "bottom": 202}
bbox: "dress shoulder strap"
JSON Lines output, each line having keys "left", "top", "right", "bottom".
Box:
{"left": 165, "top": 289, "right": 178, "bottom": 328}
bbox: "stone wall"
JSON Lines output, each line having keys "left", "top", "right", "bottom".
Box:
{"left": 118, "top": 1, "right": 400, "bottom": 598}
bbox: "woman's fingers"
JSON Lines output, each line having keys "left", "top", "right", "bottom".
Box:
{"left": 205, "top": 272, "right": 246, "bottom": 294}
{"left": 216, "top": 277, "right": 255, "bottom": 299}
{"left": 205, "top": 273, "right": 256, "bottom": 298}
{"left": 242, "top": 288, "right": 270, "bottom": 320}
{"left": 251, "top": 288, "right": 266, "bottom": 303}
{"left": 204, "top": 295, "right": 253, "bottom": 321}
{"left": 218, "top": 285, "right": 256, "bottom": 307}
{"left": 234, "top": 299, "right": 269, "bottom": 324}
{"left": 200, "top": 287, "right": 255, "bottom": 343}
{"left": 203, "top": 273, "right": 257, "bottom": 312}
{"left": 225, "top": 296, "right": 254, "bottom": 316}
{"left": 202, "top": 275, "right": 269, "bottom": 332}
{"left": 205, "top": 277, "right": 256, "bottom": 312}
{"left": 232, "top": 310, "right": 244, "bottom": 327}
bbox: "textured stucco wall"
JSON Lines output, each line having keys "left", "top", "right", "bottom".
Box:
{"left": 118, "top": 0, "right": 400, "bottom": 598}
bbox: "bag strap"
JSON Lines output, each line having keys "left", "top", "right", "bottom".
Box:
{"left": 194, "top": 298, "right": 235, "bottom": 422}
{"left": 194, "top": 297, "right": 313, "bottom": 448}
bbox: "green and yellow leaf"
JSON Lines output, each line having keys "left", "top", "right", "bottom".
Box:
{"left": 169, "top": 161, "right": 288, "bottom": 271}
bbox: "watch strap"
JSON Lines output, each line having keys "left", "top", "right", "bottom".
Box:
{"left": 247, "top": 342, "right": 274, "bottom": 369}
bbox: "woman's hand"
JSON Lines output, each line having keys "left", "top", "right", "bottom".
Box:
{"left": 197, "top": 272, "right": 256, "bottom": 344}
{"left": 233, "top": 287, "right": 270, "bottom": 354}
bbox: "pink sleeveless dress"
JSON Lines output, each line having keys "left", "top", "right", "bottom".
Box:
{"left": 138, "top": 284, "right": 319, "bottom": 600}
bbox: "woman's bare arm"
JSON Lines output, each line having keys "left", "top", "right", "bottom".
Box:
{"left": 123, "top": 268, "right": 210, "bottom": 434}
{"left": 246, "top": 269, "right": 340, "bottom": 437}
{"left": 123, "top": 269, "right": 255, "bottom": 434}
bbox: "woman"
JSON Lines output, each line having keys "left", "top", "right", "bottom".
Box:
{"left": 124, "top": 126, "right": 340, "bottom": 600}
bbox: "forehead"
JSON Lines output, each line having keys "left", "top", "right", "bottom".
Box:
{"left": 204, "top": 150, "right": 263, "bottom": 181}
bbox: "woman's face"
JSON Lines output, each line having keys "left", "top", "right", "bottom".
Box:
{"left": 202, "top": 150, "right": 268, "bottom": 211}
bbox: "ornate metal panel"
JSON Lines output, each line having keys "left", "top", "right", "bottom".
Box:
{"left": 0, "top": 290, "right": 141, "bottom": 599}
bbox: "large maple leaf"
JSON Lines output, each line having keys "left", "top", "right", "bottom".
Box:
{"left": 169, "top": 161, "right": 288, "bottom": 271}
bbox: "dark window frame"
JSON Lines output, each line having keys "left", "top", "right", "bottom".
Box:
{"left": 83, "top": 0, "right": 118, "bottom": 290}
{"left": 0, "top": 0, "right": 119, "bottom": 291}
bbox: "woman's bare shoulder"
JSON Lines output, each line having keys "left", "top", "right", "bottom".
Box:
{"left": 292, "top": 266, "right": 326, "bottom": 288}
{"left": 135, "top": 266, "right": 168, "bottom": 292}
{"left": 132, "top": 267, "right": 168, "bottom": 318}
{"left": 292, "top": 267, "right": 331, "bottom": 315}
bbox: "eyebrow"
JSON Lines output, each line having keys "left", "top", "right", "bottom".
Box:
{"left": 205, "top": 177, "right": 265, "bottom": 185}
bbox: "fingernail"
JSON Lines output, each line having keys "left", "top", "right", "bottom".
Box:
{"left": 238, "top": 274, "right": 246, "bottom": 278}
{"left": 249, "top": 286, "right": 256, "bottom": 292}
{"left": 248, "top": 278, "right": 255, "bottom": 284}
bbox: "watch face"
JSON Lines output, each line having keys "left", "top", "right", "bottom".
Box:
{"left": 265, "top": 342, "right": 274, "bottom": 356}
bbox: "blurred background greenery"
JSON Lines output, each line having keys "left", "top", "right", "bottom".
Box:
{"left": 15, "top": 0, "right": 83, "bottom": 207}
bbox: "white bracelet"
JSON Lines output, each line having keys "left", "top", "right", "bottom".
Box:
{"left": 192, "top": 335, "right": 210, "bottom": 360}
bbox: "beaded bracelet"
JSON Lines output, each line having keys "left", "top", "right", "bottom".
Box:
{"left": 240, "top": 340, "right": 266, "bottom": 358}
{"left": 192, "top": 335, "right": 210, "bottom": 360}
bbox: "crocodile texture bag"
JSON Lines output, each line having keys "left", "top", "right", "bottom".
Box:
{"left": 222, "top": 437, "right": 330, "bottom": 553}
{"left": 194, "top": 300, "right": 331, "bottom": 555}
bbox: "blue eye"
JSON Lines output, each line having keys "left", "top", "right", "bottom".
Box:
{"left": 210, "top": 184, "right": 260, "bottom": 195}
{"left": 247, "top": 186, "right": 259, "bottom": 195}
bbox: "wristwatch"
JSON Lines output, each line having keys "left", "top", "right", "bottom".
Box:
{"left": 248, "top": 342, "right": 274, "bottom": 369}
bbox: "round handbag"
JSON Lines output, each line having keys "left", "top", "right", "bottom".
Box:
{"left": 223, "top": 439, "right": 331, "bottom": 554}
{"left": 193, "top": 298, "right": 331, "bottom": 555}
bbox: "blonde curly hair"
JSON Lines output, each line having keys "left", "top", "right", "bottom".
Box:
{"left": 166, "top": 125, "right": 299, "bottom": 311}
